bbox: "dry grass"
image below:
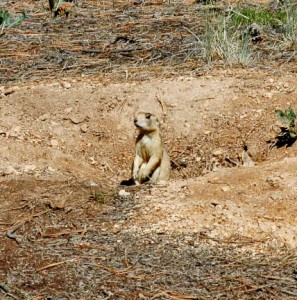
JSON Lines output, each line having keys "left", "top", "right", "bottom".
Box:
{"left": 1, "top": 180, "right": 297, "bottom": 300}
{"left": 1, "top": 0, "right": 297, "bottom": 85}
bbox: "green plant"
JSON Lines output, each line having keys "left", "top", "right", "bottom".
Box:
{"left": 49, "top": 0, "right": 63, "bottom": 12}
{"left": 204, "top": 12, "right": 253, "bottom": 66}
{"left": 49, "top": 0, "right": 72, "bottom": 17}
{"left": 89, "top": 188, "right": 112, "bottom": 204}
{"left": 230, "top": 5, "right": 286, "bottom": 27}
{"left": 271, "top": 108, "right": 297, "bottom": 148}
{"left": 0, "top": 7, "right": 26, "bottom": 34}
{"left": 0, "top": 8, "right": 9, "bottom": 26}
{"left": 280, "top": 2, "right": 297, "bottom": 52}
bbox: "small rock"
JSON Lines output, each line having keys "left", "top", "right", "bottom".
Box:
{"left": 0, "top": 127, "right": 6, "bottom": 136}
{"left": 80, "top": 124, "right": 88, "bottom": 133}
{"left": 119, "top": 189, "right": 131, "bottom": 197}
{"left": 83, "top": 180, "right": 98, "bottom": 188}
{"left": 8, "top": 126, "right": 21, "bottom": 138}
{"left": 221, "top": 185, "right": 230, "bottom": 192}
{"left": 23, "top": 165, "right": 36, "bottom": 174}
{"left": 176, "top": 158, "right": 187, "bottom": 168}
{"left": 212, "top": 149, "right": 224, "bottom": 157}
{"left": 1, "top": 166, "right": 17, "bottom": 176}
{"left": 39, "top": 113, "right": 49, "bottom": 121}
{"left": 283, "top": 82, "right": 289, "bottom": 88}
{"left": 118, "top": 189, "right": 133, "bottom": 201}
{"left": 47, "top": 166, "right": 55, "bottom": 172}
{"left": 4, "top": 88, "right": 16, "bottom": 96}
{"left": 64, "top": 107, "right": 73, "bottom": 114}
{"left": 50, "top": 139, "right": 59, "bottom": 147}
{"left": 89, "top": 157, "right": 97, "bottom": 165}
{"left": 69, "top": 115, "right": 85, "bottom": 124}
{"left": 62, "top": 82, "right": 71, "bottom": 89}
{"left": 264, "top": 92, "right": 273, "bottom": 99}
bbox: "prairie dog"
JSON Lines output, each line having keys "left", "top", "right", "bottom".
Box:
{"left": 132, "top": 112, "right": 171, "bottom": 184}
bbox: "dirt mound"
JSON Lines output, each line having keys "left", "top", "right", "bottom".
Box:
{"left": 1, "top": 70, "right": 297, "bottom": 298}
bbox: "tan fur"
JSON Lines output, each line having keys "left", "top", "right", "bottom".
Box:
{"left": 132, "top": 112, "right": 171, "bottom": 184}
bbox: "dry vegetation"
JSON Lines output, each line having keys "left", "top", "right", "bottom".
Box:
{"left": 1, "top": 1, "right": 297, "bottom": 299}
{"left": 1, "top": 0, "right": 297, "bottom": 84}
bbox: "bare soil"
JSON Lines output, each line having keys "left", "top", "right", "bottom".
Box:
{"left": 1, "top": 1, "right": 297, "bottom": 299}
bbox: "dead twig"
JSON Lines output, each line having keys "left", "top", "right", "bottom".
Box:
{"left": 95, "top": 263, "right": 134, "bottom": 275}
{"left": 0, "top": 282, "right": 18, "bottom": 300}
{"left": 259, "top": 274, "right": 296, "bottom": 282}
{"left": 76, "top": 243, "right": 112, "bottom": 252}
{"left": 152, "top": 290, "right": 199, "bottom": 300}
{"left": 6, "top": 209, "right": 50, "bottom": 244}
{"left": 6, "top": 221, "right": 25, "bottom": 245}
{"left": 36, "top": 258, "right": 77, "bottom": 272}
{"left": 1, "top": 202, "right": 30, "bottom": 213}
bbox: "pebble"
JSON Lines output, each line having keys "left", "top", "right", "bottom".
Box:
{"left": 89, "top": 157, "right": 97, "bottom": 165}
{"left": 176, "top": 158, "right": 187, "bottom": 168}
{"left": 0, "top": 127, "right": 6, "bottom": 135}
{"left": 62, "top": 82, "right": 71, "bottom": 89}
{"left": 80, "top": 124, "right": 88, "bottom": 133}
{"left": 118, "top": 189, "right": 133, "bottom": 201}
{"left": 23, "top": 165, "right": 36, "bottom": 174}
{"left": 8, "top": 126, "right": 21, "bottom": 138}
{"left": 118, "top": 189, "right": 131, "bottom": 197}
{"left": 221, "top": 186, "right": 230, "bottom": 192}
{"left": 212, "top": 149, "right": 224, "bottom": 157}
{"left": 1, "top": 166, "right": 17, "bottom": 176}
{"left": 83, "top": 180, "right": 98, "bottom": 188}
{"left": 39, "top": 113, "right": 49, "bottom": 121}
{"left": 50, "top": 139, "right": 59, "bottom": 147}
{"left": 64, "top": 107, "right": 73, "bottom": 114}
{"left": 69, "top": 115, "right": 85, "bottom": 124}
{"left": 47, "top": 166, "right": 55, "bottom": 173}
{"left": 264, "top": 92, "right": 273, "bottom": 99}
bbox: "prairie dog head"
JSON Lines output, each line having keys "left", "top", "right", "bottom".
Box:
{"left": 134, "top": 112, "right": 160, "bottom": 132}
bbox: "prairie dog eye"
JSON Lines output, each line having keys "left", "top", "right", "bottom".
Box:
{"left": 145, "top": 113, "right": 151, "bottom": 119}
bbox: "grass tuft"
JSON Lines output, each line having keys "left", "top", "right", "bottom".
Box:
{"left": 203, "top": 11, "right": 253, "bottom": 66}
